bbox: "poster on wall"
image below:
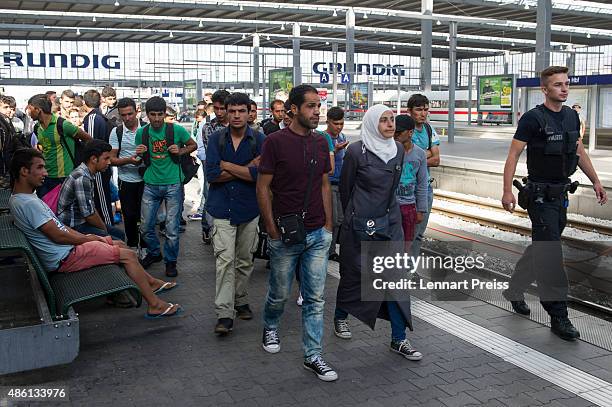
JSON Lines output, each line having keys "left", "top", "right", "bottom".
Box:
{"left": 350, "top": 83, "right": 369, "bottom": 113}
{"left": 317, "top": 88, "right": 329, "bottom": 120}
{"left": 268, "top": 68, "right": 293, "bottom": 103}
{"left": 477, "top": 75, "right": 514, "bottom": 112}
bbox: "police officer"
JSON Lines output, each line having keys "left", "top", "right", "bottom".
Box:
{"left": 501, "top": 66, "right": 607, "bottom": 341}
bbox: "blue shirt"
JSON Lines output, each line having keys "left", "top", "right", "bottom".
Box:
{"left": 205, "top": 127, "right": 265, "bottom": 225}
{"left": 326, "top": 131, "right": 347, "bottom": 184}
{"left": 396, "top": 145, "right": 428, "bottom": 212}
{"left": 109, "top": 125, "right": 143, "bottom": 183}
{"left": 412, "top": 123, "right": 440, "bottom": 178}
{"left": 9, "top": 193, "right": 73, "bottom": 272}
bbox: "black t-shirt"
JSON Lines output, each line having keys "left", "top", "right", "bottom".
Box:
{"left": 514, "top": 105, "right": 578, "bottom": 142}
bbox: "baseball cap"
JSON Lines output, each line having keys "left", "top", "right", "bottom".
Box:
{"left": 395, "top": 114, "right": 415, "bottom": 133}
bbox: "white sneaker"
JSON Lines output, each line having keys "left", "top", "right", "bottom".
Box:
{"left": 297, "top": 293, "right": 303, "bottom": 306}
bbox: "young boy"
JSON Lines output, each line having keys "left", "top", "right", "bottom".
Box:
{"left": 394, "top": 115, "right": 429, "bottom": 250}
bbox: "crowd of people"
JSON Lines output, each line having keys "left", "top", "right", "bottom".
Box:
{"left": 2, "top": 65, "right": 601, "bottom": 382}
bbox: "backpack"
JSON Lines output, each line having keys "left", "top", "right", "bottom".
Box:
{"left": 34, "top": 116, "right": 83, "bottom": 167}
{"left": 139, "top": 123, "right": 199, "bottom": 184}
{"left": 116, "top": 125, "right": 124, "bottom": 156}
{"left": 423, "top": 122, "right": 433, "bottom": 151}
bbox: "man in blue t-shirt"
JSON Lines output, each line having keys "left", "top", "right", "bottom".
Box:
{"left": 322, "top": 107, "right": 348, "bottom": 261}
{"left": 407, "top": 94, "right": 440, "bottom": 259}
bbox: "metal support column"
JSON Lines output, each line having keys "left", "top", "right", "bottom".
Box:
{"left": 535, "top": 0, "right": 552, "bottom": 75}
{"left": 468, "top": 61, "right": 473, "bottom": 126}
{"left": 332, "top": 42, "right": 338, "bottom": 107}
{"left": 567, "top": 50, "right": 576, "bottom": 76}
{"left": 253, "top": 34, "right": 260, "bottom": 100}
{"left": 512, "top": 75, "right": 519, "bottom": 127}
{"left": 420, "top": 0, "right": 433, "bottom": 91}
{"left": 346, "top": 8, "right": 355, "bottom": 117}
{"left": 448, "top": 21, "right": 457, "bottom": 143}
{"left": 292, "top": 23, "right": 301, "bottom": 86}
{"left": 588, "top": 85, "right": 597, "bottom": 153}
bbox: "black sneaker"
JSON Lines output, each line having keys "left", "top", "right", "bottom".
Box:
{"left": 551, "top": 316, "right": 580, "bottom": 341}
{"left": 390, "top": 339, "right": 423, "bottom": 361}
{"left": 333, "top": 319, "right": 352, "bottom": 339}
{"left": 502, "top": 289, "right": 531, "bottom": 315}
{"left": 139, "top": 253, "right": 163, "bottom": 269}
{"left": 165, "top": 261, "right": 178, "bottom": 277}
{"left": 303, "top": 355, "right": 338, "bottom": 382}
{"left": 214, "top": 318, "right": 233, "bottom": 335}
{"left": 262, "top": 328, "right": 280, "bottom": 353}
{"left": 235, "top": 304, "right": 253, "bottom": 320}
{"left": 202, "top": 230, "right": 211, "bottom": 245}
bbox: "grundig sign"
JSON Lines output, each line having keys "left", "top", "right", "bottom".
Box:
{"left": 313, "top": 62, "right": 407, "bottom": 76}
{"left": 2, "top": 52, "right": 121, "bottom": 69}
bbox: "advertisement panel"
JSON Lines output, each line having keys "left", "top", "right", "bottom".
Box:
{"left": 350, "top": 83, "right": 369, "bottom": 113}
{"left": 317, "top": 88, "right": 329, "bottom": 120}
{"left": 268, "top": 68, "right": 293, "bottom": 103}
{"left": 477, "top": 75, "right": 514, "bottom": 112}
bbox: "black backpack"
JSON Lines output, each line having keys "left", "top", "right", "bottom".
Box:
{"left": 423, "top": 122, "right": 433, "bottom": 150}
{"left": 139, "top": 123, "right": 199, "bottom": 184}
{"left": 34, "top": 116, "right": 84, "bottom": 167}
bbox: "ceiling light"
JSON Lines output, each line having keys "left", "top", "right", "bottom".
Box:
{"left": 524, "top": 4, "right": 529, "bottom": 9}
{"left": 392, "top": 45, "right": 396, "bottom": 50}
{"left": 516, "top": 26, "right": 521, "bottom": 31}
{"left": 436, "top": 20, "right": 441, "bottom": 26}
{"left": 169, "top": 31, "right": 174, "bottom": 38}
{"left": 363, "top": 12, "right": 368, "bottom": 19}
{"left": 76, "top": 28, "right": 81, "bottom": 36}
{"left": 587, "top": 33, "right": 591, "bottom": 38}
{"left": 92, "top": 16, "right": 96, "bottom": 22}
{"left": 308, "top": 25, "right": 312, "bottom": 32}
{"left": 511, "top": 42, "right": 515, "bottom": 46}
{"left": 239, "top": 4, "right": 243, "bottom": 11}
{"left": 198, "top": 20, "right": 203, "bottom": 28}
{"left": 266, "top": 35, "right": 270, "bottom": 40}
{"left": 114, "top": 1, "right": 119, "bottom": 6}
{"left": 281, "top": 23, "right": 285, "bottom": 30}
{"left": 241, "top": 34, "right": 246, "bottom": 40}
{"left": 333, "top": 9, "right": 338, "bottom": 17}
{"left": 325, "top": 41, "right": 329, "bottom": 45}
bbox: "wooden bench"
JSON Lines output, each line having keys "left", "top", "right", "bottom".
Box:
{"left": 0, "top": 215, "right": 142, "bottom": 320}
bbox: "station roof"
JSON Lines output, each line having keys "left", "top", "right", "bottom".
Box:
{"left": 1, "top": 0, "right": 611, "bottom": 60}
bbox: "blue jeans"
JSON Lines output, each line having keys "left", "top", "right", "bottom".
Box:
{"left": 387, "top": 301, "right": 407, "bottom": 342}
{"left": 140, "top": 183, "right": 183, "bottom": 263}
{"left": 411, "top": 184, "right": 433, "bottom": 258}
{"left": 263, "top": 227, "right": 332, "bottom": 360}
{"left": 74, "top": 223, "right": 126, "bottom": 241}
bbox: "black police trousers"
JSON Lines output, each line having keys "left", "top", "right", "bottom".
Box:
{"left": 507, "top": 198, "right": 569, "bottom": 317}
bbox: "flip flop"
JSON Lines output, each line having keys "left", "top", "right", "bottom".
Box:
{"left": 144, "top": 303, "right": 183, "bottom": 320}
{"left": 153, "top": 281, "right": 178, "bottom": 295}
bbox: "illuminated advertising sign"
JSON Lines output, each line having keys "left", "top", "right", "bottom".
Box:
{"left": 477, "top": 75, "right": 514, "bottom": 112}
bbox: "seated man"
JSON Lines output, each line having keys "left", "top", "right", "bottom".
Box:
{"left": 9, "top": 148, "right": 181, "bottom": 319}
{"left": 57, "top": 139, "right": 125, "bottom": 241}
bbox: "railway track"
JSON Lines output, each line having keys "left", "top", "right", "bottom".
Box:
{"left": 432, "top": 192, "right": 612, "bottom": 254}
{"left": 434, "top": 190, "right": 612, "bottom": 236}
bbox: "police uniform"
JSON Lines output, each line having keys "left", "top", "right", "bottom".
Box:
{"left": 505, "top": 103, "right": 581, "bottom": 340}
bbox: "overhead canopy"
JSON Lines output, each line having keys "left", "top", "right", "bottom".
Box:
{"left": 0, "top": 0, "right": 611, "bottom": 59}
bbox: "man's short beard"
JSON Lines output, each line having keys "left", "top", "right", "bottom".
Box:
{"left": 297, "top": 115, "right": 317, "bottom": 130}
{"left": 230, "top": 123, "right": 247, "bottom": 131}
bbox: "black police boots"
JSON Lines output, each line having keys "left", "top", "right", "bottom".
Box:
{"left": 502, "top": 289, "right": 531, "bottom": 315}
{"left": 550, "top": 316, "right": 581, "bottom": 341}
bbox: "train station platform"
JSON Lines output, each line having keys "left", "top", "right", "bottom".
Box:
{"left": 2, "top": 217, "right": 611, "bottom": 407}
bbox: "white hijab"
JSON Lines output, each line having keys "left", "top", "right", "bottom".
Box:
{"left": 360, "top": 104, "right": 397, "bottom": 164}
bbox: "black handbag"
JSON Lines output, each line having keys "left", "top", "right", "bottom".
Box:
{"left": 276, "top": 135, "right": 317, "bottom": 245}
{"left": 350, "top": 143, "right": 404, "bottom": 241}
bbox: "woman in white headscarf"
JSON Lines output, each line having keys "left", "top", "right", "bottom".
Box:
{"left": 333, "top": 104, "right": 422, "bottom": 361}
